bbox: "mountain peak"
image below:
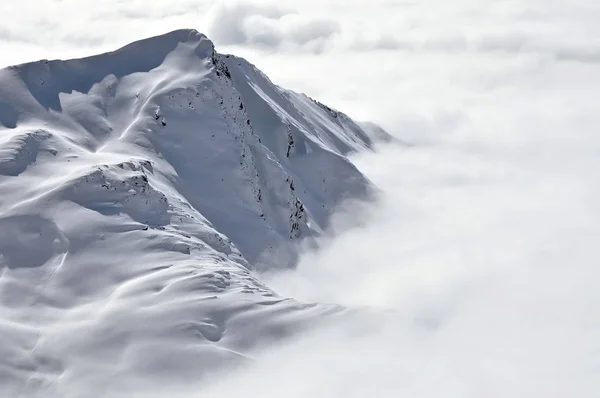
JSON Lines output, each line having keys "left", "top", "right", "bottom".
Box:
{"left": 3, "top": 29, "right": 213, "bottom": 72}
{"left": 151, "top": 28, "right": 208, "bottom": 41}
{"left": 0, "top": 29, "right": 216, "bottom": 116}
{"left": 113, "top": 28, "right": 214, "bottom": 58}
{"left": 0, "top": 30, "right": 387, "bottom": 394}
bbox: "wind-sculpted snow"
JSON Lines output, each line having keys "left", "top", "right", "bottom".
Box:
{"left": 0, "top": 29, "right": 380, "bottom": 396}
{"left": 0, "top": 130, "right": 52, "bottom": 176}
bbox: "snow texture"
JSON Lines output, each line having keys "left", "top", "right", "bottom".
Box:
{"left": 0, "top": 29, "right": 380, "bottom": 396}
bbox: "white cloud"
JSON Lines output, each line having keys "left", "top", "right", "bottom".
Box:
{"left": 206, "top": 3, "right": 288, "bottom": 46}
{"left": 206, "top": 2, "right": 340, "bottom": 52}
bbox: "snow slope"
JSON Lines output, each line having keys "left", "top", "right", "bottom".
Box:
{"left": 0, "top": 29, "right": 382, "bottom": 396}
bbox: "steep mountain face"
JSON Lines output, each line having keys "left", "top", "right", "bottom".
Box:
{"left": 0, "top": 29, "right": 381, "bottom": 395}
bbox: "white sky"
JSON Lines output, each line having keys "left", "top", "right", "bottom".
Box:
{"left": 3, "top": 1, "right": 600, "bottom": 396}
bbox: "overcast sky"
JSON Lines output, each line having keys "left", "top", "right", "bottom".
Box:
{"left": 3, "top": 1, "right": 600, "bottom": 396}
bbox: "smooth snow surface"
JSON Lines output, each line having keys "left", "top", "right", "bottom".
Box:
{"left": 0, "top": 29, "right": 383, "bottom": 396}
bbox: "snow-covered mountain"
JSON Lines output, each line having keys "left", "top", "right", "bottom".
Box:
{"left": 0, "top": 29, "right": 386, "bottom": 395}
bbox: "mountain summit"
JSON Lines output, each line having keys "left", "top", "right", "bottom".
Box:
{"left": 0, "top": 29, "right": 386, "bottom": 395}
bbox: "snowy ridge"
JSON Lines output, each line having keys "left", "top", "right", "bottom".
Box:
{"left": 0, "top": 29, "right": 381, "bottom": 395}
